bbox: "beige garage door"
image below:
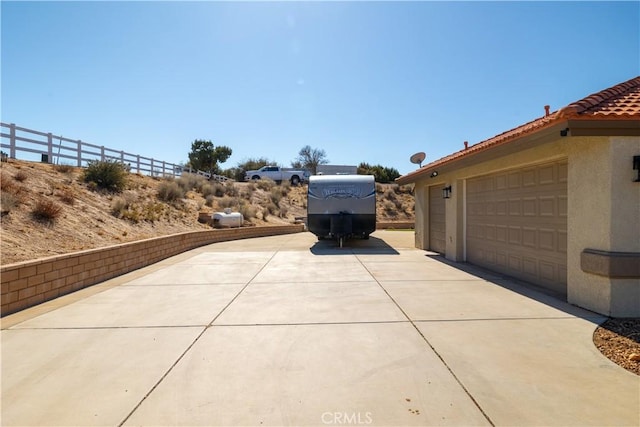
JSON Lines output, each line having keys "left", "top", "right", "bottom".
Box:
{"left": 466, "top": 161, "right": 567, "bottom": 294}
{"left": 429, "top": 186, "right": 446, "bottom": 254}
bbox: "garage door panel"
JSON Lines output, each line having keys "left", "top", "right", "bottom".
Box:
{"left": 467, "top": 160, "right": 567, "bottom": 293}
{"left": 508, "top": 227, "right": 521, "bottom": 245}
{"left": 522, "top": 228, "right": 537, "bottom": 247}
{"left": 538, "top": 164, "right": 556, "bottom": 184}
{"left": 508, "top": 172, "right": 520, "bottom": 188}
{"left": 522, "top": 169, "right": 537, "bottom": 186}
{"left": 539, "top": 197, "right": 556, "bottom": 216}
{"left": 523, "top": 257, "right": 537, "bottom": 276}
{"left": 538, "top": 229, "right": 556, "bottom": 251}
{"left": 496, "top": 226, "right": 508, "bottom": 243}
{"left": 509, "top": 199, "right": 521, "bottom": 215}
{"left": 559, "top": 196, "right": 568, "bottom": 217}
{"left": 558, "top": 163, "right": 568, "bottom": 182}
{"left": 522, "top": 198, "right": 537, "bottom": 216}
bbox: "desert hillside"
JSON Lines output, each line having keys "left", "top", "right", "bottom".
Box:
{"left": 1, "top": 159, "right": 414, "bottom": 264}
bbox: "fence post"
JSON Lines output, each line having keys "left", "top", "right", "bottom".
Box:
{"left": 136, "top": 154, "right": 141, "bottom": 174}
{"left": 77, "top": 140, "right": 82, "bottom": 167}
{"left": 100, "top": 146, "right": 105, "bottom": 162}
{"left": 162, "top": 161, "right": 166, "bottom": 177}
{"left": 47, "top": 133, "right": 53, "bottom": 164}
{"left": 9, "top": 123, "right": 16, "bottom": 159}
{"left": 150, "top": 158, "right": 154, "bottom": 177}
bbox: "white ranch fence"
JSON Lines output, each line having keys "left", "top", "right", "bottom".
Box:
{"left": 0, "top": 122, "right": 229, "bottom": 181}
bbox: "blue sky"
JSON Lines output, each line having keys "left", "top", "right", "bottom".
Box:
{"left": 2, "top": 1, "right": 638, "bottom": 175}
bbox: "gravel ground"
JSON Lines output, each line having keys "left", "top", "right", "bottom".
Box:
{"left": 593, "top": 318, "right": 640, "bottom": 376}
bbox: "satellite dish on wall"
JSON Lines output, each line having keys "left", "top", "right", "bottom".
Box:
{"left": 410, "top": 152, "right": 426, "bottom": 167}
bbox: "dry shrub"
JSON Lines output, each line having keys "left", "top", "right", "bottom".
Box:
{"left": 83, "top": 160, "right": 128, "bottom": 192}
{"left": 58, "top": 189, "right": 76, "bottom": 205}
{"left": 383, "top": 200, "right": 396, "bottom": 213}
{"left": 375, "top": 183, "right": 384, "bottom": 194}
{"left": 31, "top": 199, "right": 62, "bottom": 223}
{"left": 53, "top": 163, "right": 75, "bottom": 174}
{"left": 205, "top": 195, "right": 215, "bottom": 207}
{"left": 213, "top": 183, "right": 225, "bottom": 197}
{"left": 255, "top": 178, "right": 276, "bottom": 191}
{"left": 201, "top": 184, "right": 215, "bottom": 198}
{"left": 218, "top": 196, "right": 238, "bottom": 209}
{"left": 110, "top": 193, "right": 136, "bottom": 218}
{"left": 264, "top": 202, "right": 278, "bottom": 216}
{"left": 280, "top": 181, "right": 291, "bottom": 195}
{"left": 269, "top": 187, "right": 283, "bottom": 205}
{"left": 279, "top": 205, "right": 289, "bottom": 218}
{"left": 14, "top": 170, "right": 28, "bottom": 182}
{"left": 224, "top": 181, "right": 238, "bottom": 197}
{"left": 397, "top": 184, "right": 413, "bottom": 194}
{"left": 1, "top": 192, "right": 19, "bottom": 214}
{"left": 1, "top": 173, "right": 25, "bottom": 198}
{"left": 383, "top": 188, "right": 397, "bottom": 201}
{"left": 112, "top": 196, "right": 167, "bottom": 223}
{"left": 239, "top": 203, "right": 257, "bottom": 220}
{"left": 157, "top": 181, "right": 185, "bottom": 202}
{"left": 111, "top": 197, "right": 130, "bottom": 218}
{"left": 177, "top": 174, "right": 207, "bottom": 192}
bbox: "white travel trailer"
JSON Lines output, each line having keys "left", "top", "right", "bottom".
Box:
{"left": 307, "top": 174, "right": 376, "bottom": 247}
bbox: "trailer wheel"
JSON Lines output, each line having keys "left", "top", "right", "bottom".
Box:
{"left": 363, "top": 234, "right": 370, "bottom": 240}
{"left": 291, "top": 175, "right": 300, "bottom": 186}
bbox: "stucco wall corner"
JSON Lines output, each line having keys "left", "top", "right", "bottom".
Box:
{"left": 610, "top": 279, "right": 640, "bottom": 318}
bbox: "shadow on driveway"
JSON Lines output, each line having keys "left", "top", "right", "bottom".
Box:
{"left": 424, "top": 253, "right": 603, "bottom": 323}
{"left": 309, "top": 236, "right": 399, "bottom": 255}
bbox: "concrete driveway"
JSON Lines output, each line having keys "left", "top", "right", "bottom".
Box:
{"left": 2, "top": 230, "right": 638, "bottom": 426}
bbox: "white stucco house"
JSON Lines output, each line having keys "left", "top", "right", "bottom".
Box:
{"left": 397, "top": 77, "right": 640, "bottom": 317}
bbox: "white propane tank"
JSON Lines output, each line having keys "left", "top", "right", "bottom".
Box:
{"left": 212, "top": 208, "right": 243, "bottom": 228}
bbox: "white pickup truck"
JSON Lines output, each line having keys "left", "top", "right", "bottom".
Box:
{"left": 244, "top": 166, "right": 309, "bottom": 185}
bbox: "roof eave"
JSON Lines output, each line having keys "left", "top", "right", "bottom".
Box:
{"left": 396, "top": 120, "right": 569, "bottom": 185}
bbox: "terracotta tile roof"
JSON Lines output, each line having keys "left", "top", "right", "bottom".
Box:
{"left": 557, "top": 76, "right": 640, "bottom": 119}
{"left": 397, "top": 76, "right": 640, "bottom": 184}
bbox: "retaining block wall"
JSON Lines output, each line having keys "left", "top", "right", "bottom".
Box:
{"left": 1, "top": 225, "right": 303, "bottom": 316}
{"left": 376, "top": 221, "right": 415, "bottom": 230}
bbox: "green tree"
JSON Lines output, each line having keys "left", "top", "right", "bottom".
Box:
{"left": 295, "top": 145, "right": 328, "bottom": 175}
{"left": 187, "top": 139, "right": 232, "bottom": 175}
{"left": 357, "top": 162, "right": 400, "bottom": 183}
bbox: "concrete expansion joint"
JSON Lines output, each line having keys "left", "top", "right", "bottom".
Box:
{"left": 355, "top": 256, "right": 496, "bottom": 427}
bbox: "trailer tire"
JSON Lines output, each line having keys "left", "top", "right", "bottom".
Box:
{"left": 363, "top": 234, "right": 370, "bottom": 240}
{"left": 291, "top": 175, "right": 300, "bottom": 186}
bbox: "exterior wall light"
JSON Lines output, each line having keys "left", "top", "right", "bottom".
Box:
{"left": 442, "top": 185, "right": 452, "bottom": 199}
{"left": 430, "top": 171, "right": 438, "bottom": 178}
{"left": 634, "top": 155, "right": 640, "bottom": 182}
